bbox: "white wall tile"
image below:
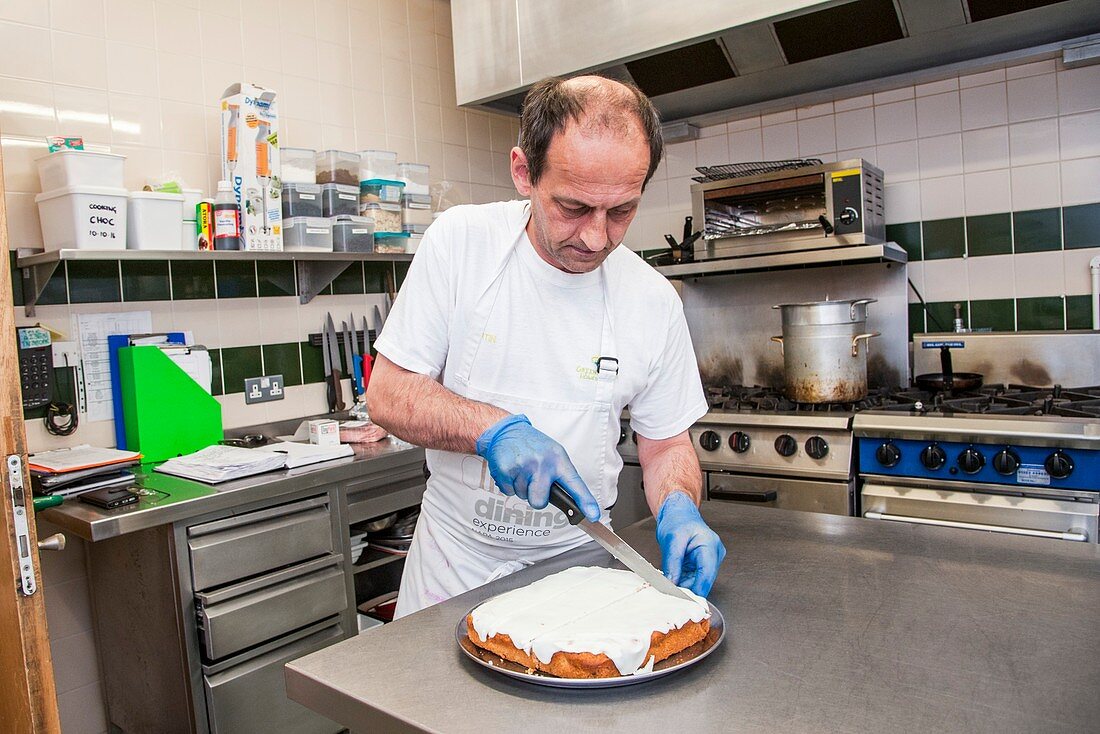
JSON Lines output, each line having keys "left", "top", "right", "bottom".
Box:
{"left": 0, "top": 21, "right": 52, "bottom": 82}
{"left": 796, "top": 101, "right": 833, "bottom": 119}
{"left": 915, "top": 91, "right": 960, "bottom": 138}
{"left": 1013, "top": 251, "right": 1065, "bottom": 298}
{"left": 1, "top": 137, "right": 49, "bottom": 192}
{"left": 50, "top": 630, "right": 101, "bottom": 695}
{"left": 761, "top": 121, "right": 797, "bottom": 159}
{"left": 1059, "top": 157, "right": 1100, "bottom": 206}
{"left": 915, "top": 77, "right": 958, "bottom": 97}
{"left": 962, "top": 126, "right": 1009, "bottom": 173}
{"left": 43, "top": 577, "right": 94, "bottom": 640}
{"left": 667, "top": 176, "right": 693, "bottom": 212}
{"left": 964, "top": 169, "right": 1011, "bottom": 216}
{"left": 107, "top": 0, "right": 156, "bottom": 45}
{"left": 0, "top": 0, "right": 50, "bottom": 26}
{"left": 884, "top": 180, "right": 921, "bottom": 224}
{"left": 56, "top": 680, "right": 108, "bottom": 734}
{"left": 1011, "top": 162, "right": 1061, "bottom": 211}
{"left": 760, "top": 108, "right": 795, "bottom": 126}
{"left": 1059, "top": 110, "right": 1100, "bottom": 160}
{"left": 1009, "top": 118, "right": 1059, "bottom": 166}
{"left": 728, "top": 127, "right": 763, "bottom": 161}
{"left": 796, "top": 115, "right": 835, "bottom": 156}
{"left": 1064, "top": 247, "right": 1100, "bottom": 296}
{"left": 1006, "top": 73, "right": 1058, "bottom": 123}
{"left": 873, "top": 86, "right": 914, "bottom": 105}
{"left": 50, "top": 0, "right": 105, "bottom": 37}
{"left": 727, "top": 115, "right": 760, "bottom": 132}
{"left": 1006, "top": 58, "right": 1056, "bottom": 80}
{"left": 834, "top": 94, "right": 872, "bottom": 112}
{"left": 1057, "top": 64, "right": 1100, "bottom": 115}
{"left": 959, "top": 68, "right": 1005, "bottom": 89}
{"left": 694, "top": 133, "right": 729, "bottom": 166}
{"left": 836, "top": 146, "right": 876, "bottom": 165}
{"left": 51, "top": 31, "right": 108, "bottom": 90}
{"left": 877, "top": 140, "right": 919, "bottom": 182}
{"left": 155, "top": 2, "right": 201, "bottom": 56}
{"left": 967, "top": 254, "right": 1015, "bottom": 300}
{"left": 834, "top": 107, "right": 875, "bottom": 150}
{"left": 918, "top": 134, "right": 962, "bottom": 178}
{"left": 874, "top": 100, "right": 917, "bottom": 144}
{"left": 960, "top": 83, "right": 1007, "bottom": 130}
{"left": 108, "top": 92, "right": 163, "bottom": 147}
{"left": 107, "top": 42, "right": 159, "bottom": 96}
{"left": 698, "top": 122, "right": 726, "bottom": 138}
{"left": 663, "top": 140, "right": 697, "bottom": 179}
{"left": 920, "top": 175, "right": 964, "bottom": 219}
{"left": 921, "top": 258, "right": 969, "bottom": 302}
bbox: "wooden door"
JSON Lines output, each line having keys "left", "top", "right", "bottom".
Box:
{"left": 0, "top": 137, "right": 61, "bottom": 730}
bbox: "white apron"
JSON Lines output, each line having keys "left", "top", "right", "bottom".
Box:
{"left": 394, "top": 206, "right": 619, "bottom": 618}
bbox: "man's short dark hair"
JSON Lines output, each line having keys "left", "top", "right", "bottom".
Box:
{"left": 518, "top": 75, "right": 664, "bottom": 189}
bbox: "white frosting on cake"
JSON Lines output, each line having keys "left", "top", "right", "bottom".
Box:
{"left": 470, "top": 566, "right": 710, "bottom": 676}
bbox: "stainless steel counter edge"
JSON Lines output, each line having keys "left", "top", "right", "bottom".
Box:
{"left": 39, "top": 439, "right": 426, "bottom": 542}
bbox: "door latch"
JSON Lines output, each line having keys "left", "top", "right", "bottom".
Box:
{"left": 7, "top": 455, "right": 37, "bottom": 596}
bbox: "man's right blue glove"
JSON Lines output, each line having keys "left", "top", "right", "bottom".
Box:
{"left": 476, "top": 414, "right": 601, "bottom": 522}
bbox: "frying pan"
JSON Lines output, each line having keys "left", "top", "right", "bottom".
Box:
{"left": 914, "top": 346, "right": 983, "bottom": 393}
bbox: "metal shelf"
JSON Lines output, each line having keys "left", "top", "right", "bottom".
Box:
{"left": 16, "top": 248, "right": 414, "bottom": 316}
{"left": 654, "top": 242, "right": 907, "bottom": 280}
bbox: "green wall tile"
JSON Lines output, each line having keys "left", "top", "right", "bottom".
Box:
{"left": 1062, "top": 203, "right": 1100, "bottom": 249}
{"left": 364, "top": 262, "right": 390, "bottom": 293}
{"left": 9, "top": 252, "right": 23, "bottom": 307}
{"left": 1065, "top": 295, "right": 1093, "bottom": 330}
{"left": 300, "top": 340, "right": 326, "bottom": 383}
{"left": 921, "top": 218, "right": 965, "bottom": 260}
{"left": 331, "top": 262, "right": 365, "bottom": 295}
{"left": 970, "top": 299, "right": 1015, "bottom": 331}
{"left": 171, "top": 260, "right": 215, "bottom": 300}
{"left": 67, "top": 260, "right": 120, "bottom": 303}
{"left": 34, "top": 263, "right": 68, "bottom": 306}
{"left": 219, "top": 345, "right": 262, "bottom": 394}
{"left": 261, "top": 342, "right": 303, "bottom": 387}
{"left": 209, "top": 349, "right": 223, "bottom": 396}
{"left": 907, "top": 302, "right": 925, "bottom": 339}
{"left": 965, "top": 213, "right": 1012, "bottom": 257}
{"left": 886, "top": 222, "right": 922, "bottom": 261}
{"left": 395, "top": 261, "right": 410, "bottom": 291}
{"left": 1013, "top": 208, "right": 1061, "bottom": 253}
{"left": 1016, "top": 296, "right": 1064, "bottom": 331}
{"left": 925, "top": 301, "right": 967, "bottom": 333}
{"left": 121, "top": 261, "right": 170, "bottom": 301}
{"left": 215, "top": 260, "right": 258, "bottom": 298}
{"left": 257, "top": 260, "right": 296, "bottom": 297}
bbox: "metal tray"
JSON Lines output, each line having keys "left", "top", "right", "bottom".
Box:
{"left": 456, "top": 601, "right": 725, "bottom": 689}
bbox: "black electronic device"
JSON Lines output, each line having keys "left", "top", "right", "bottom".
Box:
{"left": 78, "top": 486, "right": 140, "bottom": 510}
{"left": 17, "top": 327, "right": 53, "bottom": 412}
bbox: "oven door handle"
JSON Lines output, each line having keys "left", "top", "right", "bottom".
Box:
{"left": 863, "top": 511, "right": 1089, "bottom": 542}
{"left": 711, "top": 488, "right": 778, "bottom": 503}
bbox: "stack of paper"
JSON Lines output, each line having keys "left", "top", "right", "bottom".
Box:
{"left": 29, "top": 445, "right": 142, "bottom": 497}
{"left": 254, "top": 441, "right": 354, "bottom": 469}
{"left": 154, "top": 445, "right": 288, "bottom": 484}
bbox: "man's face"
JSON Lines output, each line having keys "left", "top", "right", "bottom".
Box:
{"left": 512, "top": 121, "right": 650, "bottom": 274}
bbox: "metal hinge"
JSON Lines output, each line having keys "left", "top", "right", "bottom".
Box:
{"left": 7, "top": 455, "right": 37, "bottom": 596}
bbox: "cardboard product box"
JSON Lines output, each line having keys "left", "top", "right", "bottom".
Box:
{"left": 308, "top": 419, "right": 340, "bottom": 446}
{"left": 219, "top": 83, "right": 283, "bottom": 251}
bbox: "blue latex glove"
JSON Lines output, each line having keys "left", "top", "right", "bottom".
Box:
{"left": 476, "top": 414, "right": 601, "bottom": 522}
{"left": 656, "top": 492, "right": 726, "bottom": 597}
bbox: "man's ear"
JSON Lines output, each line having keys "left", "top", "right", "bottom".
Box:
{"left": 511, "top": 146, "right": 532, "bottom": 196}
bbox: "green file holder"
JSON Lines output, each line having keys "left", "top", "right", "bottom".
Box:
{"left": 118, "top": 345, "right": 223, "bottom": 463}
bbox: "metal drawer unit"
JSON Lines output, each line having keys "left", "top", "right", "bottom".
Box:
{"left": 344, "top": 459, "right": 427, "bottom": 525}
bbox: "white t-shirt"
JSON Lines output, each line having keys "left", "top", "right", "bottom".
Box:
{"left": 374, "top": 200, "right": 707, "bottom": 496}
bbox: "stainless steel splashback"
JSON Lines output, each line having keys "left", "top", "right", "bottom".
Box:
{"left": 681, "top": 261, "right": 910, "bottom": 391}
{"left": 913, "top": 331, "right": 1100, "bottom": 387}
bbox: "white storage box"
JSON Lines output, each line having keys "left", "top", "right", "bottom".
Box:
{"left": 35, "top": 185, "right": 128, "bottom": 251}
{"left": 36, "top": 150, "right": 126, "bottom": 191}
{"left": 359, "top": 150, "right": 398, "bottom": 181}
{"left": 182, "top": 220, "right": 198, "bottom": 250}
{"left": 396, "top": 162, "right": 429, "bottom": 196}
{"left": 181, "top": 188, "right": 203, "bottom": 219}
{"left": 127, "top": 191, "right": 186, "bottom": 250}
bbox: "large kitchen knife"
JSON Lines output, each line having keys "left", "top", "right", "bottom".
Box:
{"left": 548, "top": 484, "right": 695, "bottom": 602}
{"left": 342, "top": 319, "right": 359, "bottom": 401}
{"left": 360, "top": 314, "right": 374, "bottom": 392}
{"left": 324, "top": 313, "right": 345, "bottom": 412}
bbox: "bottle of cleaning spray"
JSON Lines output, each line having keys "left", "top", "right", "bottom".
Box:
{"left": 213, "top": 180, "right": 242, "bottom": 250}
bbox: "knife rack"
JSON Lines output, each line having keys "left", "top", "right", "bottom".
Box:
{"left": 307, "top": 329, "right": 378, "bottom": 349}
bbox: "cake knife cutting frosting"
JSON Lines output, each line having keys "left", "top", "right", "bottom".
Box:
{"left": 549, "top": 484, "right": 695, "bottom": 602}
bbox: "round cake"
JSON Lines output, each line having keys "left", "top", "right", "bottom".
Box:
{"left": 467, "top": 566, "right": 711, "bottom": 678}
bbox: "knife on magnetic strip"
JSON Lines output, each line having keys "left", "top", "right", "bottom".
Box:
{"left": 548, "top": 483, "right": 694, "bottom": 601}
{"left": 324, "top": 313, "right": 345, "bottom": 412}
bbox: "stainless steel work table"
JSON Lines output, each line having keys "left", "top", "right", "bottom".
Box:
{"left": 285, "top": 503, "right": 1100, "bottom": 733}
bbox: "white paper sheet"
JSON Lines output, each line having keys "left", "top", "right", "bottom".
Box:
{"left": 73, "top": 311, "right": 153, "bottom": 422}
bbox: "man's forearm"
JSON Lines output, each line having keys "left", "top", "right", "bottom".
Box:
{"left": 636, "top": 431, "right": 703, "bottom": 515}
{"left": 366, "top": 354, "right": 508, "bottom": 453}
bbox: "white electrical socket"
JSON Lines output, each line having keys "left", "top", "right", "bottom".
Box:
{"left": 51, "top": 341, "right": 80, "bottom": 367}
{"left": 244, "top": 374, "right": 285, "bottom": 404}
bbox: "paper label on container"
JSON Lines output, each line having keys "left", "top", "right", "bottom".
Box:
{"left": 352, "top": 228, "right": 369, "bottom": 234}
{"left": 339, "top": 193, "right": 356, "bottom": 201}
{"left": 305, "top": 227, "right": 327, "bottom": 234}
{"left": 1017, "top": 464, "right": 1051, "bottom": 486}
{"left": 300, "top": 193, "right": 316, "bottom": 200}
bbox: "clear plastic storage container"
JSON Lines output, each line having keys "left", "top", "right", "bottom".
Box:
{"left": 282, "top": 216, "right": 333, "bottom": 251}
{"left": 359, "top": 178, "right": 404, "bottom": 205}
{"left": 36, "top": 150, "right": 126, "bottom": 190}
{"left": 332, "top": 215, "right": 375, "bottom": 253}
{"left": 321, "top": 183, "right": 359, "bottom": 217}
{"left": 406, "top": 233, "right": 423, "bottom": 253}
{"left": 373, "top": 231, "right": 410, "bottom": 254}
{"left": 359, "top": 149, "right": 398, "bottom": 182}
{"left": 281, "top": 147, "right": 317, "bottom": 184}
{"left": 359, "top": 201, "right": 402, "bottom": 233}
{"left": 128, "top": 191, "right": 186, "bottom": 250}
{"left": 316, "top": 150, "right": 360, "bottom": 186}
{"left": 396, "top": 162, "right": 429, "bottom": 196}
{"left": 282, "top": 183, "right": 323, "bottom": 218}
{"left": 400, "top": 193, "right": 432, "bottom": 227}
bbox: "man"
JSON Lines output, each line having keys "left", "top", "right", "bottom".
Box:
{"left": 369, "top": 75, "right": 726, "bottom": 618}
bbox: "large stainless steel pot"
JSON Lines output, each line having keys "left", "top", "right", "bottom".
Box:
{"left": 771, "top": 299, "right": 879, "bottom": 403}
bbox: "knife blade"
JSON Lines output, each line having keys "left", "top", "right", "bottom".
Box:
{"left": 373, "top": 304, "right": 385, "bottom": 332}
{"left": 548, "top": 484, "right": 694, "bottom": 602}
{"left": 324, "top": 313, "right": 345, "bottom": 412}
{"left": 349, "top": 313, "right": 364, "bottom": 397}
{"left": 321, "top": 324, "right": 335, "bottom": 412}
{"left": 342, "top": 319, "right": 358, "bottom": 400}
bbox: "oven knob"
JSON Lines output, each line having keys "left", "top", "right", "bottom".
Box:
{"left": 774, "top": 434, "right": 797, "bottom": 457}
{"left": 919, "top": 444, "right": 946, "bottom": 470}
{"left": 805, "top": 436, "right": 829, "bottom": 460}
{"left": 838, "top": 206, "right": 859, "bottom": 225}
{"left": 618, "top": 426, "right": 627, "bottom": 446}
{"left": 699, "top": 430, "right": 721, "bottom": 452}
{"left": 957, "top": 447, "right": 985, "bottom": 475}
{"left": 1045, "top": 450, "right": 1075, "bottom": 480}
{"left": 728, "top": 431, "right": 751, "bottom": 453}
{"left": 992, "top": 448, "right": 1020, "bottom": 476}
{"left": 875, "top": 442, "right": 901, "bottom": 468}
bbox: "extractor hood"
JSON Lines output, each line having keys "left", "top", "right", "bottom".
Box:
{"left": 454, "top": 0, "right": 1100, "bottom": 122}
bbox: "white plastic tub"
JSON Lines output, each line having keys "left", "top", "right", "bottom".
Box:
{"left": 127, "top": 191, "right": 186, "bottom": 250}
{"left": 36, "top": 150, "right": 126, "bottom": 191}
{"left": 182, "top": 220, "right": 198, "bottom": 250}
{"left": 35, "top": 185, "right": 129, "bottom": 251}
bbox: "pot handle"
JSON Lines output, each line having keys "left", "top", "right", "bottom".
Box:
{"left": 850, "top": 332, "right": 879, "bottom": 356}
{"left": 770, "top": 335, "right": 783, "bottom": 355}
{"left": 849, "top": 298, "right": 877, "bottom": 320}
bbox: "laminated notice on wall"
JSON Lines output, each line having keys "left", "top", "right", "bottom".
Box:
{"left": 73, "top": 311, "right": 152, "bottom": 422}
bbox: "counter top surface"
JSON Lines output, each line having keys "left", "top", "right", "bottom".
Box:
{"left": 39, "top": 438, "right": 425, "bottom": 541}
{"left": 286, "top": 503, "right": 1100, "bottom": 734}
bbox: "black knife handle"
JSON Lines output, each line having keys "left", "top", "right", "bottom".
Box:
{"left": 549, "top": 483, "right": 584, "bottom": 526}
{"left": 330, "top": 369, "right": 345, "bottom": 412}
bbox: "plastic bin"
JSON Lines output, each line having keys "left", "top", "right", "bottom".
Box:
{"left": 282, "top": 183, "right": 322, "bottom": 218}
{"left": 359, "top": 150, "right": 397, "bottom": 182}
{"left": 283, "top": 216, "right": 333, "bottom": 251}
{"left": 373, "top": 231, "right": 410, "bottom": 254}
{"left": 127, "top": 191, "right": 186, "bottom": 250}
{"left": 35, "top": 185, "right": 128, "bottom": 251}
{"left": 181, "top": 188, "right": 203, "bottom": 218}
{"left": 182, "top": 220, "right": 198, "bottom": 250}
{"left": 396, "top": 162, "right": 429, "bottom": 196}
{"left": 316, "top": 150, "right": 360, "bottom": 185}
{"left": 406, "top": 233, "right": 423, "bottom": 253}
{"left": 359, "top": 202, "right": 402, "bottom": 233}
{"left": 36, "top": 150, "right": 126, "bottom": 190}
{"left": 321, "top": 183, "right": 359, "bottom": 217}
{"left": 281, "top": 147, "right": 317, "bottom": 184}
{"left": 359, "top": 178, "right": 404, "bottom": 205}
{"left": 332, "top": 216, "right": 375, "bottom": 253}
{"left": 400, "top": 193, "right": 432, "bottom": 227}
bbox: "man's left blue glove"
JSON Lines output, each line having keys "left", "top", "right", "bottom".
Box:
{"left": 655, "top": 492, "right": 726, "bottom": 597}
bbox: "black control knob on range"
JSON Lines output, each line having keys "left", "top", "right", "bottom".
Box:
{"left": 875, "top": 442, "right": 902, "bottom": 468}
{"left": 805, "top": 436, "right": 829, "bottom": 460}
{"left": 958, "top": 446, "right": 986, "bottom": 474}
{"left": 1045, "top": 450, "right": 1075, "bottom": 480}
{"left": 920, "top": 444, "right": 947, "bottom": 470}
{"left": 774, "top": 434, "right": 798, "bottom": 457}
{"left": 992, "top": 448, "right": 1020, "bottom": 476}
{"left": 729, "top": 431, "right": 751, "bottom": 453}
{"left": 699, "top": 430, "right": 721, "bottom": 452}
{"left": 838, "top": 206, "right": 859, "bottom": 225}
{"left": 617, "top": 426, "right": 627, "bottom": 446}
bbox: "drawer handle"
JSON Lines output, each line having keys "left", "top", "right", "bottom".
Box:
{"left": 712, "top": 488, "right": 777, "bottom": 503}
{"left": 863, "top": 511, "right": 1089, "bottom": 542}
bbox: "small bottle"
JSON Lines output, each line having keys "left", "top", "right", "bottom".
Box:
{"left": 213, "top": 180, "right": 241, "bottom": 251}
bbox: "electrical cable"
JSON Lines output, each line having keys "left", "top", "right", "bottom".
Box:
{"left": 44, "top": 364, "right": 79, "bottom": 436}
{"left": 907, "top": 278, "right": 947, "bottom": 332}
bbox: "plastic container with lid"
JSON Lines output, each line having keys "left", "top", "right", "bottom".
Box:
{"left": 402, "top": 223, "right": 429, "bottom": 235}
{"left": 405, "top": 233, "right": 423, "bottom": 253}
{"left": 181, "top": 220, "right": 198, "bottom": 250}
{"left": 359, "top": 201, "right": 402, "bottom": 233}
{"left": 181, "top": 188, "right": 203, "bottom": 218}
{"left": 359, "top": 150, "right": 398, "bottom": 182}
{"left": 283, "top": 216, "right": 333, "bottom": 251}
{"left": 321, "top": 183, "right": 359, "bottom": 217}
{"left": 35, "top": 185, "right": 129, "bottom": 251}
{"left": 281, "top": 147, "right": 317, "bottom": 184}
{"left": 127, "top": 190, "right": 186, "bottom": 250}
{"left": 400, "top": 193, "right": 433, "bottom": 227}
{"left": 36, "top": 150, "right": 126, "bottom": 190}
{"left": 396, "top": 162, "right": 429, "bottom": 196}
{"left": 373, "top": 231, "right": 410, "bottom": 254}
{"left": 332, "top": 215, "right": 375, "bottom": 253}
{"left": 282, "top": 183, "right": 323, "bottom": 218}
{"left": 359, "top": 178, "right": 404, "bottom": 205}
{"left": 316, "top": 150, "right": 360, "bottom": 186}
